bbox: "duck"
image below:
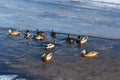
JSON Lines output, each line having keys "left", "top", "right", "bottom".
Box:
{"left": 51, "top": 30, "right": 57, "bottom": 38}
{"left": 41, "top": 52, "right": 53, "bottom": 61}
{"left": 66, "top": 34, "right": 74, "bottom": 43}
{"left": 36, "top": 29, "right": 45, "bottom": 37}
{"left": 81, "top": 49, "right": 98, "bottom": 57}
{"left": 8, "top": 29, "right": 21, "bottom": 36}
{"left": 24, "top": 29, "right": 31, "bottom": 39}
{"left": 76, "top": 35, "right": 88, "bottom": 45}
{"left": 45, "top": 40, "right": 55, "bottom": 49}
{"left": 76, "top": 35, "right": 81, "bottom": 44}
{"left": 33, "top": 35, "right": 44, "bottom": 40}
{"left": 80, "top": 36, "right": 88, "bottom": 44}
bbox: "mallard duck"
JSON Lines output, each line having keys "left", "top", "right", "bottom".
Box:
{"left": 33, "top": 35, "right": 44, "bottom": 40}
{"left": 8, "top": 29, "right": 21, "bottom": 36}
{"left": 36, "top": 29, "right": 45, "bottom": 37}
{"left": 45, "top": 40, "right": 55, "bottom": 49}
{"left": 66, "top": 34, "right": 74, "bottom": 43}
{"left": 76, "top": 35, "right": 88, "bottom": 45}
{"left": 24, "top": 29, "right": 31, "bottom": 39}
{"left": 81, "top": 49, "right": 98, "bottom": 57}
{"left": 76, "top": 35, "right": 81, "bottom": 44}
{"left": 51, "top": 30, "right": 57, "bottom": 38}
{"left": 41, "top": 52, "right": 53, "bottom": 61}
{"left": 80, "top": 36, "right": 88, "bottom": 44}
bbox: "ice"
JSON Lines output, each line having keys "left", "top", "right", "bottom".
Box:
{"left": 92, "top": 0, "right": 120, "bottom": 4}
{"left": 0, "top": 75, "right": 17, "bottom": 80}
{"left": 0, "top": 0, "right": 120, "bottom": 39}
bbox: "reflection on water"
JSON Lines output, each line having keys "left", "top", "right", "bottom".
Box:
{"left": 80, "top": 56, "right": 98, "bottom": 61}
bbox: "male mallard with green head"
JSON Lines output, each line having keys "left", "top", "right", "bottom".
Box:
{"left": 41, "top": 52, "right": 53, "bottom": 61}
{"left": 45, "top": 40, "right": 55, "bottom": 49}
{"left": 76, "top": 35, "right": 88, "bottom": 45}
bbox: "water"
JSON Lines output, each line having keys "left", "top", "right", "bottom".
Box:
{"left": 0, "top": 0, "right": 120, "bottom": 80}
{"left": 0, "top": 28, "right": 120, "bottom": 80}
{"left": 0, "top": 0, "right": 120, "bottom": 39}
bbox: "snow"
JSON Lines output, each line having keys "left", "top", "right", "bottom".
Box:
{"left": 92, "top": 0, "right": 120, "bottom": 4}
{"left": 0, "top": 75, "right": 17, "bottom": 80}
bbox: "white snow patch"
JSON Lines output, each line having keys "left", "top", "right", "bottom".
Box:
{"left": 92, "top": 0, "right": 120, "bottom": 4}
{"left": 0, "top": 75, "right": 18, "bottom": 80}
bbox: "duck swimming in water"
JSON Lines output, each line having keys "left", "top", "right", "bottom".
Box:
{"left": 66, "top": 34, "right": 74, "bottom": 43}
{"left": 36, "top": 29, "right": 45, "bottom": 37}
{"left": 76, "top": 35, "right": 88, "bottom": 45}
{"left": 80, "top": 36, "right": 88, "bottom": 44}
{"left": 24, "top": 29, "right": 31, "bottom": 39}
{"left": 41, "top": 52, "right": 53, "bottom": 61}
{"left": 51, "top": 30, "right": 57, "bottom": 38}
{"left": 33, "top": 35, "right": 44, "bottom": 40}
{"left": 81, "top": 49, "right": 98, "bottom": 58}
{"left": 8, "top": 29, "right": 21, "bottom": 36}
{"left": 76, "top": 35, "right": 81, "bottom": 44}
{"left": 45, "top": 40, "right": 56, "bottom": 49}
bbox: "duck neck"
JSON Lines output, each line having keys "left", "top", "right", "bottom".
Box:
{"left": 78, "top": 35, "right": 80, "bottom": 39}
{"left": 36, "top": 29, "right": 39, "bottom": 35}
{"left": 68, "top": 34, "right": 70, "bottom": 39}
{"left": 52, "top": 30, "right": 54, "bottom": 32}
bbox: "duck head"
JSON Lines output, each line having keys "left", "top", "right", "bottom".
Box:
{"left": 42, "top": 53, "right": 47, "bottom": 58}
{"left": 26, "top": 29, "right": 29, "bottom": 33}
{"left": 81, "top": 49, "right": 86, "bottom": 55}
{"left": 8, "top": 29, "right": 12, "bottom": 33}
{"left": 51, "top": 39, "right": 56, "bottom": 44}
{"left": 41, "top": 52, "right": 47, "bottom": 61}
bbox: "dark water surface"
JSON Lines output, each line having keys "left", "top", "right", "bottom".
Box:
{"left": 0, "top": 28, "right": 120, "bottom": 80}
